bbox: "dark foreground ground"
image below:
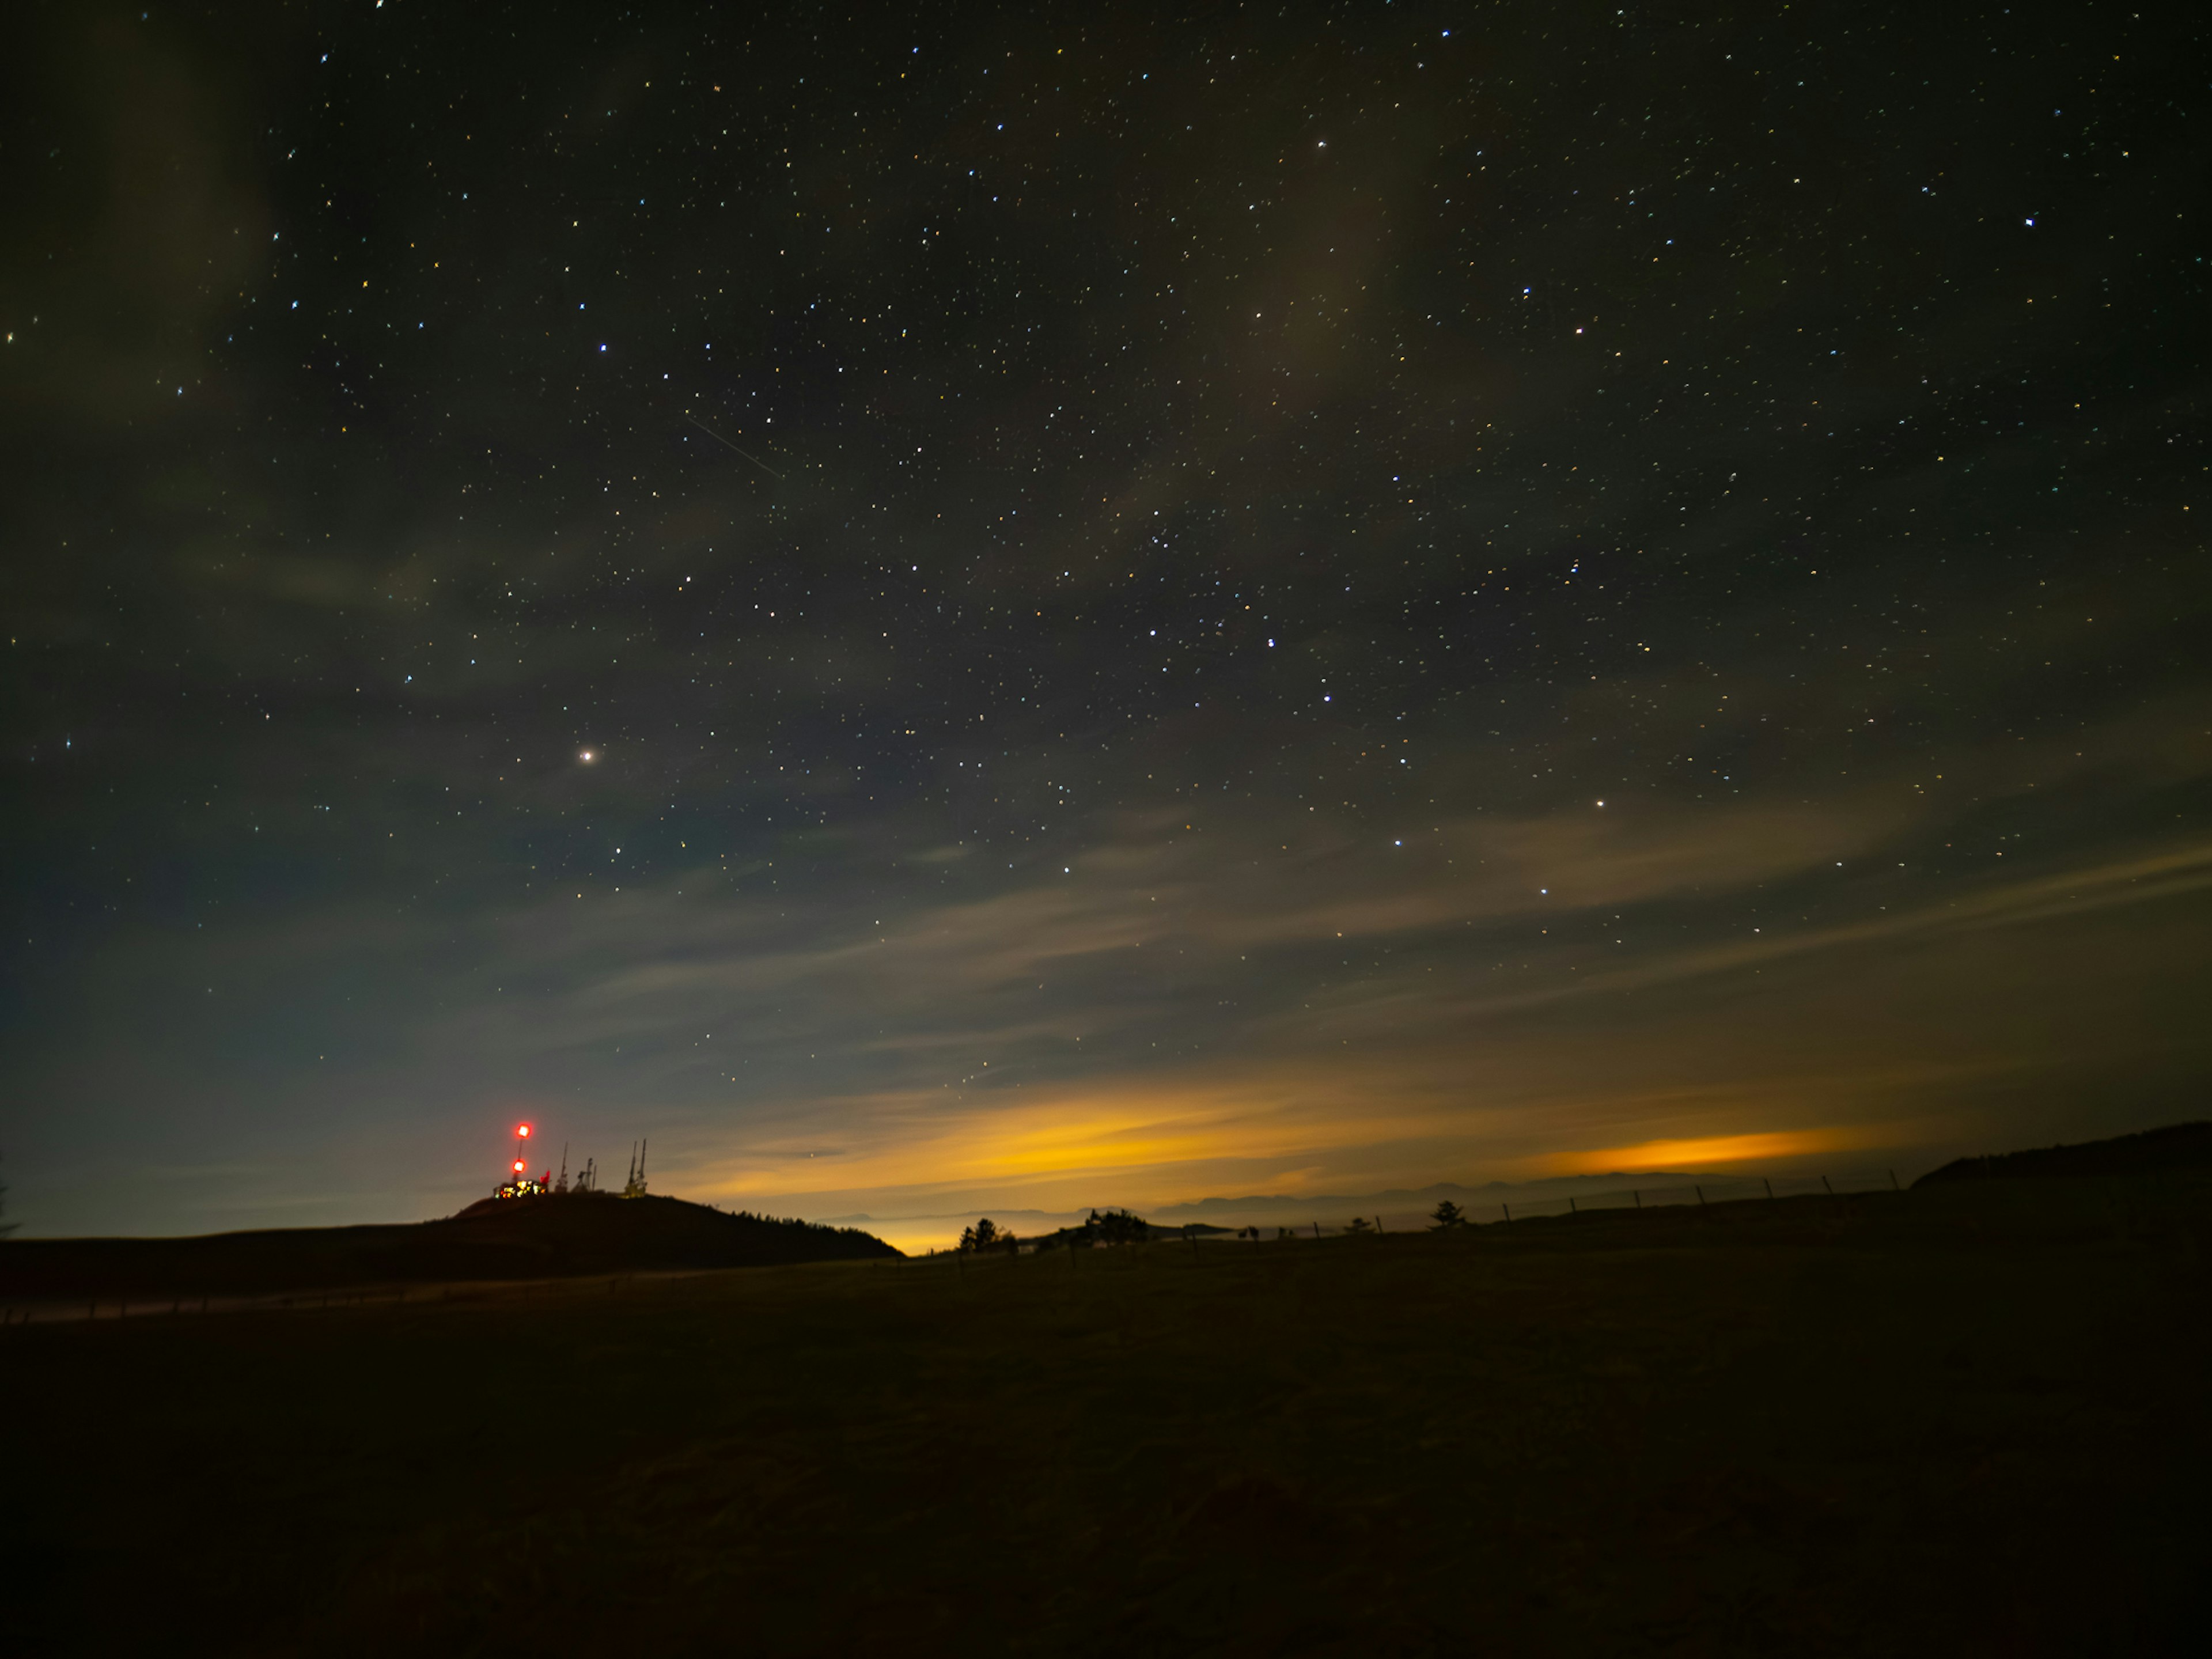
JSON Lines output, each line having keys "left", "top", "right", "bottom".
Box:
{"left": 3, "top": 1176, "right": 2206, "bottom": 1657}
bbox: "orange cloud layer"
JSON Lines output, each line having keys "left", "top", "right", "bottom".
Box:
{"left": 1543, "top": 1126, "right": 1883, "bottom": 1175}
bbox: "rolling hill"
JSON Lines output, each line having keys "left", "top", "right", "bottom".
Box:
{"left": 0, "top": 1191, "right": 900, "bottom": 1301}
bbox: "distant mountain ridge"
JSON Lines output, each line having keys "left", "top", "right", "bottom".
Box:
{"left": 0, "top": 1191, "right": 900, "bottom": 1301}
{"left": 1914, "top": 1121, "right": 2212, "bottom": 1186}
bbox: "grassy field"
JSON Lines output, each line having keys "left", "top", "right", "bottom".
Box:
{"left": 3, "top": 1176, "right": 2206, "bottom": 1656}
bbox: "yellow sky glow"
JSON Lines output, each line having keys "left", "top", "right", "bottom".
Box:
{"left": 693, "top": 1073, "right": 1459, "bottom": 1201}
{"left": 1545, "top": 1127, "right": 1875, "bottom": 1175}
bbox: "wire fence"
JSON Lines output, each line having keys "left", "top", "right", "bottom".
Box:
{"left": 910, "top": 1168, "right": 1910, "bottom": 1254}
{"left": 1191, "top": 1166, "right": 1905, "bottom": 1238}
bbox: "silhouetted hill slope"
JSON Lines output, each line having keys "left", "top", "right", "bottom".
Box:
{"left": 0, "top": 1192, "right": 900, "bottom": 1300}
{"left": 1914, "top": 1120, "right": 2212, "bottom": 1186}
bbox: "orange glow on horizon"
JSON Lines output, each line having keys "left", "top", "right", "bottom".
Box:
{"left": 689, "top": 1073, "right": 1463, "bottom": 1206}
{"left": 1544, "top": 1127, "right": 1870, "bottom": 1175}
{"left": 687, "top": 1062, "right": 1936, "bottom": 1221}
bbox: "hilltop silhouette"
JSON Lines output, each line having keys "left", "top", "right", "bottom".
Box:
{"left": 1914, "top": 1120, "right": 2212, "bottom": 1185}
{"left": 0, "top": 1190, "right": 899, "bottom": 1301}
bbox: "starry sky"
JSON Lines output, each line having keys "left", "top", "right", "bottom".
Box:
{"left": 3, "top": 1, "right": 2207, "bottom": 1246}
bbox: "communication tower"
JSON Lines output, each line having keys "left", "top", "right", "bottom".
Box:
{"left": 494, "top": 1121, "right": 552, "bottom": 1199}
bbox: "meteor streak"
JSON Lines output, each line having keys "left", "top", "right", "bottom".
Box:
{"left": 683, "top": 414, "right": 785, "bottom": 480}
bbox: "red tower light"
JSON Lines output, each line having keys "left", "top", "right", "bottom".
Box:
{"left": 497, "top": 1124, "right": 551, "bottom": 1199}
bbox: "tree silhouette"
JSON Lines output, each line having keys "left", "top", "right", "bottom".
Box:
{"left": 1429, "top": 1199, "right": 1469, "bottom": 1230}
{"left": 1080, "top": 1208, "right": 1147, "bottom": 1246}
{"left": 1345, "top": 1217, "right": 1373, "bottom": 1234}
{"left": 959, "top": 1217, "right": 1001, "bottom": 1253}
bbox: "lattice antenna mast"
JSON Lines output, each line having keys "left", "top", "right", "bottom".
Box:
{"left": 620, "top": 1138, "right": 650, "bottom": 1198}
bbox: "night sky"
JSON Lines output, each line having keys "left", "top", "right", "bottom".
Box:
{"left": 4, "top": 1, "right": 2207, "bottom": 1247}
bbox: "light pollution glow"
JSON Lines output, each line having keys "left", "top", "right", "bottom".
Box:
{"left": 1542, "top": 1128, "right": 1877, "bottom": 1176}
{"left": 637, "top": 828, "right": 2211, "bottom": 1246}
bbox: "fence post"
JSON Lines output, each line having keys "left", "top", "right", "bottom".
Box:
{"left": 1764, "top": 1178, "right": 1774, "bottom": 1200}
{"left": 1374, "top": 1215, "right": 1384, "bottom": 1234}
{"left": 1313, "top": 1221, "right": 1321, "bottom": 1238}
{"left": 1821, "top": 1175, "right": 1834, "bottom": 1195}
{"left": 1888, "top": 1169, "right": 1899, "bottom": 1191}
{"left": 1695, "top": 1186, "right": 1705, "bottom": 1206}
{"left": 1502, "top": 1203, "right": 1511, "bottom": 1224}
{"left": 1634, "top": 1190, "right": 1641, "bottom": 1208}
